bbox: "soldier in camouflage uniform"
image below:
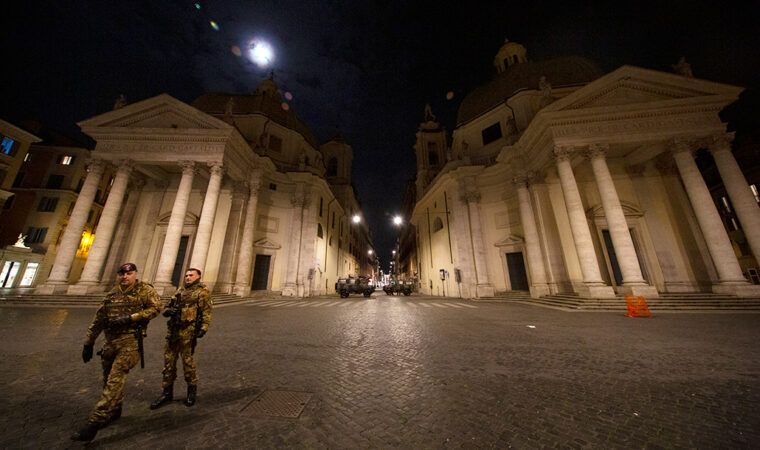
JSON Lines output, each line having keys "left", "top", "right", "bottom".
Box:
{"left": 150, "top": 268, "right": 212, "bottom": 409}
{"left": 71, "top": 263, "right": 161, "bottom": 442}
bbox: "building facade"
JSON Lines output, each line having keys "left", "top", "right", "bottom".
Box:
{"left": 28, "top": 78, "right": 372, "bottom": 297}
{"left": 408, "top": 41, "right": 760, "bottom": 299}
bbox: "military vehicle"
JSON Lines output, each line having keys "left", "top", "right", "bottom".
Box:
{"left": 383, "top": 278, "right": 413, "bottom": 296}
{"left": 335, "top": 275, "right": 375, "bottom": 298}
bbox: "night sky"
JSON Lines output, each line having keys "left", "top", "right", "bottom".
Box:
{"left": 2, "top": 1, "right": 758, "bottom": 262}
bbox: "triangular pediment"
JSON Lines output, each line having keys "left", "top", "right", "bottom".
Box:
{"left": 77, "top": 94, "right": 232, "bottom": 131}
{"left": 493, "top": 234, "right": 524, "bottom": 247}
{"left": 254, "top": 237, "right": 281, "bottom": 249}
{"left": 544, "top": 65, "right": 743, "bottom": 112}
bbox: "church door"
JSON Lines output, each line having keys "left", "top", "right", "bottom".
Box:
{"left": 251, "top": 254, "right": 271, "bottom": 290}
{"left": 170, "top": 236, "right": 190, "bottom": 287}
{"left": 506, "top": 252, "right": 529, "bottom": 291}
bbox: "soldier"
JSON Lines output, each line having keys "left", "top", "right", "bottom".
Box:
{"left": 150, "top": 268, "right": 212, "bottom": 409}
{"left": 71, "top": 263, "right": 161, "bottom": 442}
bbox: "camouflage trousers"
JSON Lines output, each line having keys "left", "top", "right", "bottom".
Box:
{"left": 161, "top": 326, "right": 198, "bottom": 388}
{"left": 89, "top": 336, "right": 140, "bottom": 424}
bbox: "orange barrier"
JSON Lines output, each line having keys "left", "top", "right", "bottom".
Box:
{"left": 625, "top": 294, "right": 651, "bottom": 317}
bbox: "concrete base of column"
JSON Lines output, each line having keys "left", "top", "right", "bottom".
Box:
{"left": 529, "top": 284, "right": 551, "bottom": 299}
{"left": 576, "top": 282, "right": 616, "bottom": 298}
{"left": 34, "top": 282, "right": 69, "bottom": 295}
{"left": 233, "top": 284, "right": 250, "bottom": 297}
{"left": 618, "top": 283, "right": 659, "bottom": 298}
{"left": 475, "top": 284, "right": 495, "bottom": 298}
{"left": 712, "top": 282, "right": 760, "bottom": 297}
{"left": 281, "top": 283, "right": 298, "bottom": 297}
{"left": 67, "top": 282, "right": 107, "bottom": 295}
{"left": 213, "top": 282, "right": 235, "bottom": 295}
{"left": 152, "top": 282, "right": 177, "bottom": 296}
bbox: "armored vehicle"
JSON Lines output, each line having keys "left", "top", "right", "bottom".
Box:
{"left": 336, "top": 276, "right": 375, "bottom": 298}
{"left": 383, "top": 278, "right": 413, "bottom": 296}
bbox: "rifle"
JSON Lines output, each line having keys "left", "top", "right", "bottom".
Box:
{"left": 135, "top": 325, "right": 145, "bottom": 369}
{"left": 167, "top": 293, "right": 181, "bottom": 341}
{"left": 191, "top": 305, "right": 203, "bottom": 355}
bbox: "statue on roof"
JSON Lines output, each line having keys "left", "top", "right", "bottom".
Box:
{"left": 224, "top": 97, "right": 235, "bottom": 121}
{"left": 672, "top": 57, "right": 693, "bottom": 78}
{"left": 423, "top": 104, "right": 437, "bottom": 123}
{"left": 539, "top": 76, "right": 553, "bottom": 107}
{"left": 13, "top": 233, "right": 29, "bottom": 248}
{"left": 113, "top": 94, "right": 127, "bottom": 110}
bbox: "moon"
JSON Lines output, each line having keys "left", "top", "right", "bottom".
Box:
{"left": 248, "top": 39, "right": 274, "bottom": 68}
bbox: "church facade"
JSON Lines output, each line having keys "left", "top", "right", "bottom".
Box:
{"left": 409, "top": 41, "right": 760, "bottom": 299}
{"left": 30, "top": 78, "right": 374, "bottom": 297}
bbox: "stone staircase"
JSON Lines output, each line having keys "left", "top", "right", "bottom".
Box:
{"left": 527, "top": 292, "right": 760, "bottom": 312}
{"left": 0, "top": 292, "right": 254, "bottom": 308}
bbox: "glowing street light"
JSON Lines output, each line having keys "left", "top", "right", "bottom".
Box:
{"left": 368, "top": 250, "right": 373, "bottom": 255}
{"left": 392, "top": 250, "right": 396, "bottom": 255}
{"left": 393, "top": 215, "right": 403, "bottom": 226}
{"left": 352, "top": 215, "right": 361, "bottom": 224}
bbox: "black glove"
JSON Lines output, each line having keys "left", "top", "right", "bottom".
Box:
{"left": 82, "top": 344, "right": 93, "bottom": 363}
{"left": 110, "top": 314, "right": 132, "bottom": 327}
{"left": 196, "top": 329, "right": 206, "bottom": 338}
{"left": 162, "top": 307, "right": 179, "bottom": 318}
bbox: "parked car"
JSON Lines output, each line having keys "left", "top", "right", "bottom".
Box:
{"left": 335, "top": 276, "right": 375, "bottom": 298}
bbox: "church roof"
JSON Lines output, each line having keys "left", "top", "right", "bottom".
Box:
{"left": 456, "top": 56, "right": 604, "bottom": 126}
{"left": 192, "top": 90, "right": 319, "bottom": 148}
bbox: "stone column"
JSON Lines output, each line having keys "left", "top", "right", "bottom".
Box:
{"left": 282, "top": 186, "right": 306, "bottom": 297}
{"left": 554, "top": 146, "right": 615, "bottom": 298}
{"left": 69, "top": 160, "right": 134, "bottom": 294}
{"left": 36, "top": 159, "right": 106, "bottom": 294}
{"left": 513, "top": 175, "right": 550, "bottom": 298}
{"left": 190, "top": 163, "right": 224, "bottom": 274}
{"left": 216, "top": 184, "right": 246, "bottom": 293}
{"left": 709, "top": 134, "right": 760, "bottom": 265}
{"left": 587, "top": 144, "right": 658, "bottom": 297}
{"left": 460, "top": 179, "right": 494, "bottom": 298}
{"left": 154, "top": 161, "right": 195, "bottom": 293}
{"left": 672, "top": 140, "right": 760, "bottom": 296}
{"left": 233, "top": 171, "right": 262, "bottom": 296}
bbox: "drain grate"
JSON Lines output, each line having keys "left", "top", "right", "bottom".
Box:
{"left": 241, "top": 390, "right": 313, "bottom": 418}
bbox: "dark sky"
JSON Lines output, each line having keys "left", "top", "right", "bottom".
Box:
{"left": 2, "top": 0, "right": 758, "bottom": 262}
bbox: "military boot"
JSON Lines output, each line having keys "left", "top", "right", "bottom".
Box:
{"left": 150, "top": 385, "right": 173, "bottom": 410}
{"left": 71, "top": 421, "right": 100, "bottom": 441}
{"left": 102, "top": 405, "right": 122, "bottom": 427}
{"left": 184, "top": 385, "right": 197, "bottom": 407}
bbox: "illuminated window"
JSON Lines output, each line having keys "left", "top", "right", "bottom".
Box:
{"left": 0, "top": 261, "right": 21, "bottom": 287}
{"left": 24, "top": 153, "right": 32, "bottom": 162}
{"left": 19, "top": 263, "right": 39, "bottom": 287}
{"left": 751, "top": 184, "right": 759, "bottom": 203}
{"left": 721, "top": 196, "right": 732, "bottom": 213}
{"left": 1, "top": 136, "right": 16, "bottom": 156}
{"left": 57, "top": 155, "right": 74, "bottom": 165}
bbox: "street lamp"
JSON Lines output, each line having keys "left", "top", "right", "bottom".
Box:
{"left": 368, "top": 249, "right": 373, "bottom": 255}
{"left": 352, "top": 215, "right": 361, "bottom": 224}
{"left": 393, "top": 215, "right": 403, "bottom": 226}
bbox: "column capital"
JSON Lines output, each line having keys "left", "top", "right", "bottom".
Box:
{"left": 553, "top": 145, "right": 574, "bottom": 162}
{"left": 707, "top": 133, "right": 735, "bottom": 154}
{"left": 178, "top": 160, "right": 196, "bottom": 175}
{"left": 585, "top": 143, "right": 609, "bottom": 160}
{"left": 115, "top": 158, "right": 135, "bottom": 174}
{"left": 86, "top": 158, "right": 107, "bottom": 175}
{"left": 208, "top": 162, "right": 224, "bottom": 176}
{"left": 671, "top": 138, "right": 698, "bottom": 156}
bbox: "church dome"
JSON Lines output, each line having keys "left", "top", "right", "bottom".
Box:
{"left": 192, "top": 77, "right": 318, "bottom": 148}
{"left": 456, "top": 55, "right": 604, "bottom": 126}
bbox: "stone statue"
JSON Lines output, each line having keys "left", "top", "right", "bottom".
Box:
{"left": 113, "top": 94, "right": 127, "bottom": 110}
{"left": 13, "top": 233, "right": 29, "bottom": 248}
{"left": 225, "top": 97, "right": 235, "bottom": 118}
{"left": 538, "top": 76, "right": 553, "bottom": 107}
{"left": 424, "top": 104, "right": 437, "bottom": 123}
{"left": 672, "top": 56, "right": 693, "bottom": 77}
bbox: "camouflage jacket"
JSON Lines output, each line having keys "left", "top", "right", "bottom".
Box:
{"left": 170, "top": 281, "right": 212, "bottom": 333}
{"left": 84, "top": 280, "right": 161, "bottom": 345}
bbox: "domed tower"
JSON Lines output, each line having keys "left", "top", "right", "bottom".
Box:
{"left": 493, "top": 39, "right": 527, "bottom": 74}
{"left": 320, "top": 131, "right": 353, "bottom": 186}
{"left": 414, "top": 104, "right": 448, "bottom": 200}
{"left": 253, "top": 73, "right": 282, "bottom": 101}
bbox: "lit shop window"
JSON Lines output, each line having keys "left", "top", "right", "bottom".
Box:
{"left": 19, "top": 263, "right": 39, "bottom": 287}
{"left": 0, "top": 261, "right": 21, "bottom": 287}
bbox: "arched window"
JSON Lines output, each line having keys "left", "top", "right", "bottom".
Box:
{"left": 317, "top": 224, "right": 324, "bottom": 238}
{"left": 428, "top": 151, "right": 438, "bottom": 166}
{"left": 326, "top": 157, "right": 338, "bottom": 177}
{"left": 432, "top": 217, "right": 444, "bottom": 232}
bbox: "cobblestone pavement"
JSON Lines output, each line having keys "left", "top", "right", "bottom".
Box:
{"left": 1, "top": 291, "right": 759, "bottom": 449}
